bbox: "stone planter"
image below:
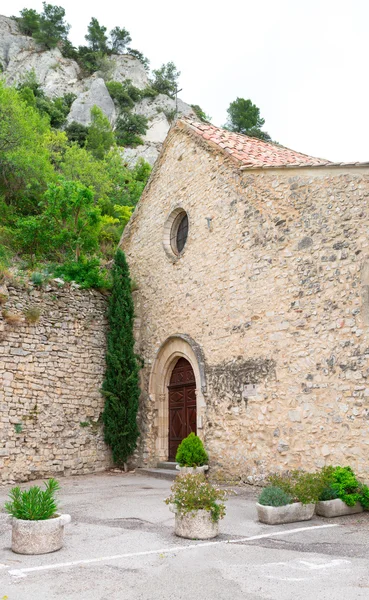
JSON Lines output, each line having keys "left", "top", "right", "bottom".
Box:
{"left": 316, "top": 498, "right": 363, "bottom": 518}
{"left": 170, "top": 506, "right": 219, "bottom": 539}
{"left": 175, "top": 465, "right": 209, "bottom": 476}
{"left": 10, "top": 513, "right": 71, "bottom": 554}
{"left": 256, "top": 502, "right": 315, "bottom": 525}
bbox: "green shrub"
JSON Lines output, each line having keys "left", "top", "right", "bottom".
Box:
{"left": 31, "top": 272, "right": 44, "bottom": 286}
{"left": 115, "top": 111, "right": 148, "bottom": 148}
{"left": 319, "top": 466, "right": 369, "bottom": 509}
{"left": 319, "top": 484, "right": 339, "bottom": 501}
{"left": 140, "top": 86, "right": 159, "bottom": 99}
{"left": 53, "top": 257, "right": 111, "bottom": 290}
{"left": 175, "top": 432, "right": 208, "bottom": 467}
{"left": 165, "top": 473, "right": 227, "bottom": 522}
{"left": 258, "top": 486, "right": 292, "bottom": 507}
{"left": 106, "top": 81, "right": 135, "bottom": 110}
{"left": 268, "top": 470, "right": 325, "bottom": 504}
{"left": 5, "top": 478, "right": 60, "bottom": 520}
{"left": 64, "top": 121, "right": 90, "bottom": 147}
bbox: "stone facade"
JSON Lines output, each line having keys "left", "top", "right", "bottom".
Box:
{"left": 121, "top": 120, "right": 369, "bottom": 482}
{"left": 0, "top": 278, "right": 111, "bottom": 484}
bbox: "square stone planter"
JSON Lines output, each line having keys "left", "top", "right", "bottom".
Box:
{"left": 10, "top": 513, "right": 71, "bottom": 554}
{"left": 316, "top": 498, "right": 363, "bottom": 518}
{"left": 256, "top": 502, "right": 315, "bottom": 525}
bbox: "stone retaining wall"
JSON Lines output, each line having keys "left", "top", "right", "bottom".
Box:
{"left": 0, "top": 278, "right": 111, "bottom": 484}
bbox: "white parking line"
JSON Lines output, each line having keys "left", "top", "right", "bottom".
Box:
{"left": 7, "top": 523, "right": 338, "bottom": 578}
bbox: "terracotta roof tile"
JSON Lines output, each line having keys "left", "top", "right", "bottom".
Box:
{"left": 180, "top": 117, "right": 331, "bottom": 168}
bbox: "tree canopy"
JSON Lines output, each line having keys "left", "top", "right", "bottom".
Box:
{"left": 151, "top": 62, "right": 181, "bottom": 98}
{"left": 225, "top": 97, "right": 271, "bottom": 141}
{"left": 85, "top": 17, "right": 109, "bottom": 53}
{"left": 15, "top": 3, "right": 70, "bottom": 49}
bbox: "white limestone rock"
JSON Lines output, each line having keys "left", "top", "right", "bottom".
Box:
{"left": 0, "top": 14, "right": 196, "bottom": 165}
{"left": 134, "top": 93, "right": 194, "bottom": 121}
{"left": 0, "top": 14, "right": 35, "bottom": 67}
{"left": 122, "top": 143, "right": 163, "bottom": 167}
{"left": 110, "top": 54, "right": 150, "bottom": 89}
{"left": 67, "top": 78, "right": 116, "bottom": 126}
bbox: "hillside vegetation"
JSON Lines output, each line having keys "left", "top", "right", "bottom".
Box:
{"left": 0, "top": 78, "right": 150, "bottom": 289}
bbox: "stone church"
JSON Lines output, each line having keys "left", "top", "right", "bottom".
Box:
{"left": 121, "top": 117, "right": 369, "bottom": 481}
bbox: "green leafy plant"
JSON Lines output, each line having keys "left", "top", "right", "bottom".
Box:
{"left": 14, "top": 423, "right": 23, "bottom": 434}
{"left": 5, "top": 478, "right": 60, "bottom": 520}
{"left": 64, "top": 121, "right": 90, "bottom": 147}
{"left": 151, "top": 61, "right": 180, "bottom": 98}
{"left": 165, "top": 473, "right": 227, "bottom": 522}
{"left": 319, "top": 466, "right": 369, "bottom": 509}
{"left": 31, "top": 272, "right": 44, "bottom": 286}
{"left": 319, "top": 484, "right": 339, "bottom": 501}
{"left": 175, "top": 433, "right": 209, "bottom": 467}
{"left": 115, "top": 111, "right": 148, "bottom": 147}
{"left": 53, "top": 257, "right": 111, "bottom": 290}
{"left": 268, "top": 470, "right": 326, "bottom": 504}
{"left": 258, "top": 486, "right": 292, "bottom": 507}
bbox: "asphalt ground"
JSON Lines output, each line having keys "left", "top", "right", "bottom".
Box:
{"left": 1, "top": 472, "right": 369, "bottom": 599}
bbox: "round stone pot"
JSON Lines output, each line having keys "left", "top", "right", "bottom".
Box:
{"left": 316, "top": 498, "right": 363, "bottom": 518}
{"left": 10, "top": 513, "right": 71, "bottom": 554}
{"left": 175, "top": 465, "right": 209, "bottom": 476}
{"left": 173, "top": 509, "right": 219, "bottom": 539}
{"left": 256, "top": 502, "right": 315, "bottom": 525}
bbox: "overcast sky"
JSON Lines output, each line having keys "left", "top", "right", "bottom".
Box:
{"left": 6, "top": 0, "right": 369, "bottom": 162}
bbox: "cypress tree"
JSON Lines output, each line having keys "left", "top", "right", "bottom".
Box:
{"left": 102, "top": 248, "right": 140, "bottom": 466}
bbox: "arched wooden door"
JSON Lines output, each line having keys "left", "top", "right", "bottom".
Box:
{"left": 168, "top": 357, "right": 197, "bottom": 460}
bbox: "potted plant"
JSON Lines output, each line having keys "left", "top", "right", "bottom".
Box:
{"left": 316, "top": 466, "right": 369, "bottom": 517}
{"left": 165, "top": 473, "right": 227, "bottom": 539}
{"left": 4, "top": 478, "right": 71, "bottom": 554}
{"left": 256, "top": 470, "right": 321, "bottom": 525}
{"left": 175, "top": 433, "right": 209, "bottom": 475}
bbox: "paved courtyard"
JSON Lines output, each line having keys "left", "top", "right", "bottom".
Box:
{"left": 1, "top": 473, "right": 369, "bottom": 599}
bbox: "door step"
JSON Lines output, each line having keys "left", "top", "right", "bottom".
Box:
{"left": 157, "top": 461, "right": 177, "bottom": 471}
{"left": 136, "top": 467, "right": 177, "bottom": 481}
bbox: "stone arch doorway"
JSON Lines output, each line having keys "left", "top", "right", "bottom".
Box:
{"left": 149, "top": 334, "right": 206, "bottom": 462}
{"left": 168, "top": 358, "right": 197, "bottom": 460}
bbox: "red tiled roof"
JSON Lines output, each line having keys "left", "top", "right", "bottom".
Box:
{"left": 181, "top": 118, "right": 331, "bottom": 169}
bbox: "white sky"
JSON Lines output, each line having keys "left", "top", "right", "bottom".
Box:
{"left": 5, "top": 0, "right": 369, "bottom": 162}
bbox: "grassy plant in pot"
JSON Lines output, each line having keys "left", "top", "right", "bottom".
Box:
{"left": 316, "top": 466, "right": 369, "bottom": 517}
{"left": 5, "top": 479, "right": 71, "bottom": 554}
{"left": 256, "top": 471, "right": 321, "bottom": 525}
{"left": 165, "top": 473, "right": 227, "bottom": 539}
{"left": 175, "top": 433, "right": 209, "bottom": 475}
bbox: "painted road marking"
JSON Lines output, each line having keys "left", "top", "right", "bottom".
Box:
{"left": 6, "top": 523, "right": 339, "bottom": 578}
{"left": 257, "top": 557, "right": 351, "bottom": 582}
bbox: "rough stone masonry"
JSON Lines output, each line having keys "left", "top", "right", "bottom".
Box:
{"left": 0, "top": 278, "right": 110, "bottom": 484}
{"left": 122, "top": 119, "right": 369, "bottom": 482}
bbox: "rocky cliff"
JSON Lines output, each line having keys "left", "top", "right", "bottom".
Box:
{"left": 0, "top": 14, "right": 194, "bottom": 165}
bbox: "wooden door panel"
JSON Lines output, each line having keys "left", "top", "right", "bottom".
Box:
{"left": 187, "top": 406, "right": 197, "bottom": 434}
{"left": 168, "top": 358, "right": 197, "bottom": 460}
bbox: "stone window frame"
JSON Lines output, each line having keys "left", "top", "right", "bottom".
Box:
{"left": 163, "top": 207, "right": 190, "bottom": 262}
